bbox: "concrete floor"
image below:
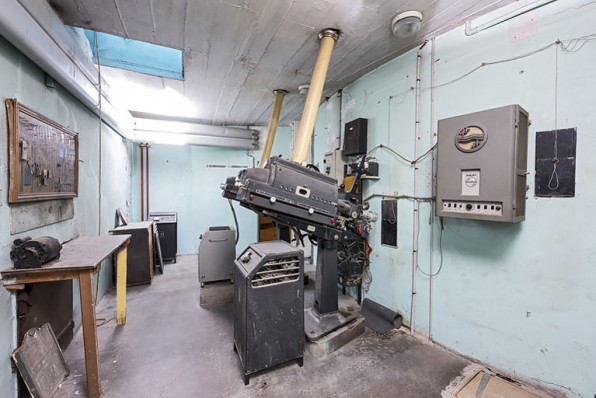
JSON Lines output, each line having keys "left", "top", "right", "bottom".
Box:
{"left": 56, "top": 254, "right": 470, "bottom": 398}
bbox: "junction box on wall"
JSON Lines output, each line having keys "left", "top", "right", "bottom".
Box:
{"left": 436, "top": 104, "right": 529, "bottom": 223}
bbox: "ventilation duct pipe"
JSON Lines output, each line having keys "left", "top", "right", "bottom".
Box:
{"left": 17, "top": 0, "right": 103, "bottom": 93}
{"left": 133, "top": 119, "right": 259, "bottom": 149}
{"left": 292, "top": 29, "right": 339, "bottom": 164}
{"left": 0, "top": 0, "right": 133, "bottom": 138}
{"left": 133, "top": 130, "right": 258, "bottom": 150}
{"left": 259, "top": 89, "right": 287, "bottom": 167}
{"left": 133, "top": 119, "right": 258, "bottom": 140}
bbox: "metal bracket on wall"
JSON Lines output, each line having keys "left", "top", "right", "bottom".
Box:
{"left": 205, "top": 164, "right": 249, "bottom": 168}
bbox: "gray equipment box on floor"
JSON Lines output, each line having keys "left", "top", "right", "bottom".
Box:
{"left": 198, "top": 226, "right": 235, "bottom": 287}
{"left": 234, "top": 241, "right": 304, "bottom": 385}
{"left": 436, "top": 104, "right": 529, "bottom": 223}
{"left": 148, "top": 212, "right": 177, "bottom": 262}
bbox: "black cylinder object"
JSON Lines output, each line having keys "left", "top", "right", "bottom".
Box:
{"left": 10, "top": 237, "right": 62, "bottom": 269}
{"left": 360, "top": 298, "right": 403, "bottom": 333}
{"left": 13, "top": 236, "right": 32, "bottom": 246}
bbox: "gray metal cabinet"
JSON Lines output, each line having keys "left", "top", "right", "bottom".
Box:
{"left": 198, "top": 226, "right": 235, "bottom": 286}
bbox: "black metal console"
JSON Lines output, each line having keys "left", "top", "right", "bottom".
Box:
{"left": 233, "top": 241, "right": 304, "bottom": 384}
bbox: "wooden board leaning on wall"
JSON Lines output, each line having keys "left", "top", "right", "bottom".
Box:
{"left": 6, "top": 99, "right": 79, "bottom": 203}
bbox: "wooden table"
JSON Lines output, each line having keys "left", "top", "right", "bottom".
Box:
{"left": 1, "top": 235, "right": 131, "bottom": 398}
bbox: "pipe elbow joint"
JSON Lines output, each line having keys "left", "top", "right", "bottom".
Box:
{"left": 318, "top": 28, "right": 340, "bottom": 42}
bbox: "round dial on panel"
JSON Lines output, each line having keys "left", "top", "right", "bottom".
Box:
{"left": 455, "top": 125, "right": 487, "bottom": 152}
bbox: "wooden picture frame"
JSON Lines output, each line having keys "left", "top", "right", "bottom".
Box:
{"left": 6, "top": 99, "right": 79, "bottom": 203}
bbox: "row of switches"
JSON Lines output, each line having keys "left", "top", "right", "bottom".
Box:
{"left": 442, "top": 201, "right": 503, "bottom": 216}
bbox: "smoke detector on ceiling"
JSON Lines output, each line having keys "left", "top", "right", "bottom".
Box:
{"left": 391, "top": 11, "right": 423, "bottom": 38}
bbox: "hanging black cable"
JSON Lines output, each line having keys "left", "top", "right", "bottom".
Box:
{"left": 228, "top": 199, "right": 240, "bottom": 244}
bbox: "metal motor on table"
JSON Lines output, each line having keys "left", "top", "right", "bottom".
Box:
{"left": 198, "top": 226, "right": 235, "bottom": 287}
{"left": 10, "top": 236, "right": 62, "bottom": 269}
{"left": 233, "top": 241, "right": 304, "bottom": 385}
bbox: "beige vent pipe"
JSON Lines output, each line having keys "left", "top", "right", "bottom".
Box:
{"left": 291, "top": 28, "right": 339, "bottom": 164}
{"left": 259, "top": 89, "right": 288, "bottom": 167}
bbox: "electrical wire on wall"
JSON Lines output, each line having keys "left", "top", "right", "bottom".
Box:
{"left": 409, "top": 32, "right": 596, "bottom": 195}
{"left": 410, "top": 31, "right": 596, "bottom": 339}
{"left": 95, "top": 32, "right": 103, "bottom": 237}
{"left": 548, "top": 43, "right": 560, "bottom": 190}
{"left": 380, "top": 31, "right": 596, "bottom": 164}
{"left": 94, "top": 32, "right": 103, "bottom": 306}
{"left": 362, "top": 22, "right": 596, "bottom": 339}
{"left": 422, "top": 33, "right": 596, "bottom": 92}
{"left": 367, "top": 143, "right": 436, "bottom": 165}
{"left": 415, "top": 202, "right": 444, "bottom": 278}
{"left": 387, "top": 88, "right": 414, "bottom": 145}
{"left": 365, "top": 40, "right": 436, "bottom": 336}
{"left": 363, "top": 193, "right": 434, "bottom": 202}
{"left": 428, "top": 37, "right": 437, "bottom": 342}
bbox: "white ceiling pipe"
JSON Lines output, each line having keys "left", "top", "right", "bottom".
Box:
{"left": 134, "top": 118, "right": 258, "bottom": 140}
{"left": 465, "top": 0, "right": 558, "bottom": 36}
{"left": 133, "top": 130, "right": 258, "bottom": 150}
{"left": 0, "top": 0, "right": 133, "bottom": 138}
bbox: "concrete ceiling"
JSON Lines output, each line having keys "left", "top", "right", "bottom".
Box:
{"left": 49, "top": 0, "right": 515, "bottom": 126}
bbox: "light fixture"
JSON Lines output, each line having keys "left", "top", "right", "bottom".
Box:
{"left": 391, "top": 11, "right": 423, "bottom": 38}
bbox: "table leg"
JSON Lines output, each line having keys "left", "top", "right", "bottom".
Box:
{"left": 116, "top": 247, "right": 128, "bottom": 325}
{"left": 79, "top": 270, "right": 101, "bottom": 398}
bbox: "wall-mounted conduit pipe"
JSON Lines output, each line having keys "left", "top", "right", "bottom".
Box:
{"left": 292, "top": 29, "right": 340, "bottom": 164}
{"left": 465, "top": 0, "right": 557, "bottom": 36}
{"left": 410, "top": 41, "right": 427, "bottom": 336}
{"left": 146, "top": 144, "right": 150, "bottom": 220}
{"left": 337, "top": 89, "right": 343, "bottom": 149}
{"left": 96, "top": 32, "right": 103, "bottom": 236}
{"left": 259, "top": 89, "right": 287, "bottom": 167}
{"left": 429, "top": 38, "right": 436, "bottom": 341}
{"left": 139, "top": 143, "right": 151, "bottom": 220}
{"left": 140, "top": 144, "right": 145, "bottom": 221}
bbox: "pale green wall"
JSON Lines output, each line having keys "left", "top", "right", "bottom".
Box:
{"left": 131, "top": 126, "right": 295, "bottom": 255}
{"left": 0, "top": 35, "right": 133, "bottom": 398}
{"left": 311, "top": 1, "right": 595, "bottom": 396}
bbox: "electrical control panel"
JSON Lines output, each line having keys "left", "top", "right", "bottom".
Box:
{"left": 323, "top": 149, "right": 347, "bottom": 186}
{"left": 436, "top": 105, "right": 529, "bottom": 223}
{"left": 343, "top": 118, "right": 368, "bottom": 156}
